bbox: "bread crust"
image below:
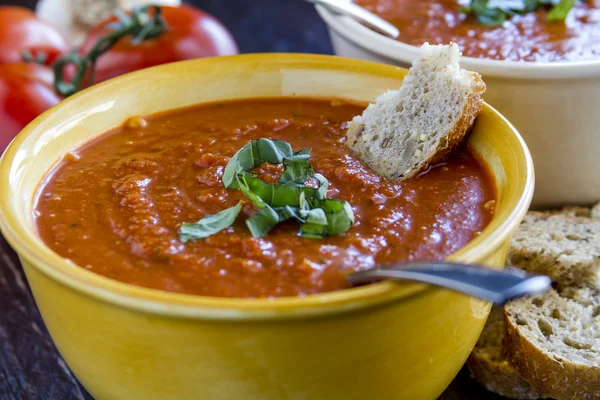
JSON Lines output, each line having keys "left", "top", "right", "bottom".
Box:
{"left": 345, "top": 44, "right": 486, "bottom": 182}
{"left": 467, "top": 349, "right": 543, "bottom": 399}
{"left": 505, "top": 311, "right": 600, "bottom": 400}
{"left": 467, "top": 307, "right": 542, "bottom": 399}
{"left": 425, "top": 75, "right": 484, "bottom": 172}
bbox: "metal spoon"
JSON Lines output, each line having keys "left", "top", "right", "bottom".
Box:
{"left": 347, "top": 261, "right": 551, "bottom": 305}
{"left": 306, "top": 0, "right": 400, "bottom": 39}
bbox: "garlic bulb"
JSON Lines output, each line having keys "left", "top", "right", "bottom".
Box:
{"left": 36, "top": 0, "right": 182, "bottom": 47}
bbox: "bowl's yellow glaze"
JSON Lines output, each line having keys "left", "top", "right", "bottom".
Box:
{"left": 0, "top": 54, "right": 533, "bottom": 400}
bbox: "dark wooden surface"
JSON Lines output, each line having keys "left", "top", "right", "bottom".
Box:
{"left": 0, "top": 0, "right": 505, "bottom": 398}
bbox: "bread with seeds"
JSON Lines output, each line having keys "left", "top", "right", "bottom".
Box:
{"left": 467, "top": 307, "right": 543, "bottom": 399}
{"left": 507, "top": 213, "right": 600, "bottom": 288}
{"left": 504, "top": 285, "right": 600, "bottom": 400}
{"left": 346, "top": 42, "right": 485, "bottom": 180}
{"left": 468, "top": 206, "right": 600, "bottom": 399}
{"left": 592, "top": 202, "right": 600, "bottom": 219}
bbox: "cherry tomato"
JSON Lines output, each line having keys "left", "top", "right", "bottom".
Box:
{"left": 80, "top": 5, "right": 238, "bottom": 83}
{"left": 0, "top": 64, "right": 61, "bottom": 153}
{"left": 0, "top": 6, "right": 68, "bottom": 66}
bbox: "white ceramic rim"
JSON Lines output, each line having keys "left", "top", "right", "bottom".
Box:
{"left": 316, "top": 4, "right": 600, "bottom": 79}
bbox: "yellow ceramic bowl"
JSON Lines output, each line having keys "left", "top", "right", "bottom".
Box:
{"left": 0, "top": 54, "right": 533, "bottom": 400}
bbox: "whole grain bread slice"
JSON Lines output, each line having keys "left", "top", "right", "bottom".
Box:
{"left": 592, "top": 202, "right": 600, "bottom": 219}
{"left": 507, "top": 213, "right": 600, "bottom": 288}
{"left": 542, "top": 203, "right": 600, "bottom": 218}
{"left": 504, "top": 286, "right": 600, "bottom": 400}
{"left": 467, "top": 307, "right": 543, "bottom": 399}
{"left": 346, "top": 42, "right": 485, "bottom": 180}
{"left": 468, "top": 205, "right": 600, "bottom": 399}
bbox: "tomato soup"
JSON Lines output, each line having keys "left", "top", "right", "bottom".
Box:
{"left": 354, "top": 0, "right": 600, "bottom": 62}
{"left": 35, "top": 98, "right": 496, "bottom": 298}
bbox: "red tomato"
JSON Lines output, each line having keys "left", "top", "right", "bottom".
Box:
{"left": 0, "top": 64, "right": 61, "bottom": 153}
{"left": 80, "top": 5, "right": 238, "bottom": 83}
{"left": 0, "top": 6, "right": 68, "bottom": 66}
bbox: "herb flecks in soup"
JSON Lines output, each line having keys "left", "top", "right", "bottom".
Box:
{"left": 355, "top": 0, "right": 600, "bottom": 62}
{"left": 35, "top": 98, "right": 496, "bottom": 298}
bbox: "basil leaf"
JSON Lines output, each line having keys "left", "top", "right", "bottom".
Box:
{"left": 314, "top": 173, "right": 329, "bottom": 200}
{"left": 246, "top": 205, "right": 280, "bottom": 238}
{"left": 468, "top": 0, "right": 508, "bottom": 26}
{"left": 279, "top": 151, "right": 314, "bottom": 184}
{"left": 298, "top": 207, "right": 327, "bottom": 238}
{"left": 294, "top": 148, "right": 311, "bottom": 156}
{"left": 477, "top": 10, "right": 506, "bottom": 26}
{"left": 237, "top": 171, "right": 320, "bottom": 208}
{"left": 547, "top": 0, "right": 576, "bottom": 20}
{"left": 179, "top": 203, "right": 242, "bottom": 243}
{"left": 276, "top": 205, "right": 305, "bottom": 223}
{"left": 489, "top": 0, "right": 527, "bottom": 12}
{"left": 236, "top": 173, "right": 267, "bottom": 209}
{"left": 461, "top": 0, "right": 578, "bottom": 26}
{"left": 304, "top": 207, "right": 328, "bottom": 225}
{"left": 298, "top": 191, "right": 310, "bottom": 211}
{"left": 223, "top": 138, "right": 294, "bottom": 188}
{"left": 257, "top": 138, "right": 294, "bottom": 163}
{"left": 299, "top": 222, "right": 328, "bottom": 239}
{"left": 316, "top": 199, "right": 355, "bottom": 235}
{"left": 524, "top": 0, "right": 545, "bottom": 11}
{"left": 298, "top": 198, "right": 354, "bottom": 239}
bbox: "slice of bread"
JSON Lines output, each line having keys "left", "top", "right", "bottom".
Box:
{"left": 592, "top": 202, "right": 600, "bottom": 219}
{"left": 504, "top": 286, "right": 600, "bottom": 400}
{"left": 468, "top": 205, "right": 600, "bottom": 399}
{"left": 507, "top": 213, "right": 600, "bottom": 288}
{"left": 346, "top": 42, "right": 486, "bottom": 180}
{"left": 544, "top": 203, "right": 600, "bottom": 218}
{"left": 467, "top": 307, "right": 543, "bottom": 399}
{"left": 559, "top": 206, "right": 593, "bottom": 218}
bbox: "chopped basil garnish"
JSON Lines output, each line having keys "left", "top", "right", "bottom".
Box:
{"left": 279, "top": 151, "right": 314, "bottom": 184}
{"left": 297, "top": 193, "right": 354, "bottom": 239}
{"left": 236, "top": 172, "right": 316, "bottom": 208}
{"left": 314, "top": 173, "right": 329, "bottom": 200}
{"left": 222, "top": 138, "right": 294, "bottom": 188}
{"left": 460, "top": 0, "right": 580, "bottom": 27}
{"left": 179, "top": 138, "right": 355, "bottom": 241}
{"left": 547, "top": 0, "right": 577, "bottom": 20}
{"left": 246, "top": 206, "right": 280, "bottom": 238}
{"left": 316, "top": 199, "right": 355, "bottom": 235}
{"left": 179, "top": 203, "right": 242, "bottom": 243}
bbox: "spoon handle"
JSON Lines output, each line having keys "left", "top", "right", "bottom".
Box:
{"left": 307, "top": 0, "right": 400, "bottom": 38}
{"left": 347, "top": 262, "right": 551, "bottom": 305}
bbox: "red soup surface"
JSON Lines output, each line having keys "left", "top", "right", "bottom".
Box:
{"left": 354, "top": 0, "right": 600, "bottom": 62}
{"left": 35, "top": 98, "right": 496, "bottom": 298}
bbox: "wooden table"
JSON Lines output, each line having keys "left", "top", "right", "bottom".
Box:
{"left": 0, "top": 0, "right": 509, "bottom": 398}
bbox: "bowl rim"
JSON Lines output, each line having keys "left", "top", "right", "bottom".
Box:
{"left": 316, "top": 4, "right": 600, "bottom": 79}
{"left": 0, "top": 53, "right": 534, "bottom": 320}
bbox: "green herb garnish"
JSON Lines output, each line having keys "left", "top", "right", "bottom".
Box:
{"left": 279, "top": 150, "right": 314, "bottom": 184}
{"left": 222, "top": 138, "right": 294, "bottom": 189}
{"left": 460, "top": 0, "right": 580, "bottom": 27}
{"left": 246, "top": 206, "right": 281, "bottom": 238}
{"left": 178, "top": 139, "right": 355, "bottom": 241}
{"left": 236, "top": 171, "right": 317, "bottom": 208}
{"left": 179, "top": 203, "right": 242, "bottom": 243}
{"left": 546, "top": 0, "right": 577, "bottom": 20}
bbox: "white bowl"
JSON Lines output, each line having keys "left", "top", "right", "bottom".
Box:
{"left": 316, "top": 4, "right": 600, "bottom": 208}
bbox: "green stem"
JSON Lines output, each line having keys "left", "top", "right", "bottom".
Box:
{"left": 21, "top": 50, "right": 48, "bottom": 65}
{"left": 52, "top": 5, "right": 167, "bottom": 97}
